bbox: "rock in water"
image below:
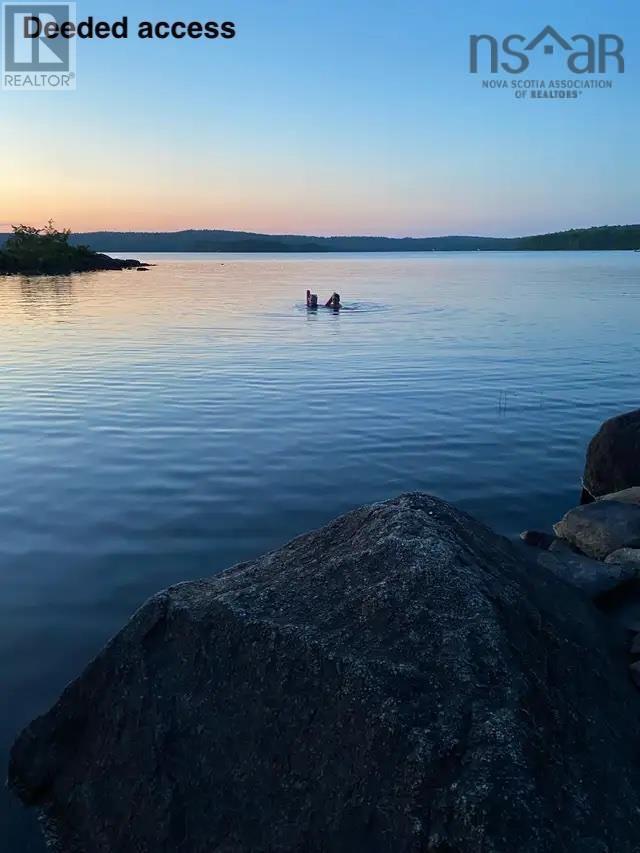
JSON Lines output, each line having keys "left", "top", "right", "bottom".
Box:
{"left": 536, "top": 540, "right": 640, "bottom": 599}
{"left": 519, "top": 529, "right": 555, "bottom": 549}
{"left": 583, "top": 409, "right": 640, "bottom": 500}
{"left": 600, "top": 487, "right": 640, "bottom": 506}
{"left": 605, "top": 548, "right": 640, "bottom": 567}
{"left": 553, "top": 501, "right": 640, "bottom": 561}
{"left": 9, "top": 493, "right": 640, "bottom": 853}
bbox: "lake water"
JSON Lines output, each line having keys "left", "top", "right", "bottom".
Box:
{"left": 1, "top": 251, "right": 639, "bottom": 847}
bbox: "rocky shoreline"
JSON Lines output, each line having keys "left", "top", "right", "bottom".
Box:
{"left": 8, "top": 409, "right": 640, "bottom": 852}
{"left": 0, "top": 253, "right": 149, "bottom": 275}
{"left": 0, "top": 224, "right": 150, "bottom": 275}
{"left": 520, "top": 410, "right": 640, "bottom": 688}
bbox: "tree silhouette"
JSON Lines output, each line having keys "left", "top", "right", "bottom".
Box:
{"left": 0, "top": 221, "right": 97, "bottom": 274}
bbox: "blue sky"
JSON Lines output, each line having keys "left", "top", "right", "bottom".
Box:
{"left": 1, "top": 0, "right": 638, "bottom": 235}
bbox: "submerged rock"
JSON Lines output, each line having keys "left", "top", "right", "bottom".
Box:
{"left": 9, "top": 493, "right": 640, "bottom": 853}
{"left": 554, "top": 500, "right": 640, "bottom": 560}
{"left": 583, "top": 409, "right": 640, "bottom": 501}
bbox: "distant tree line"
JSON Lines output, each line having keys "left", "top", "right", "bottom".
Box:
{"left": 1, "top": 223, "right": 638, "bottom": 258}
{"left": 54, "top": 224, "right": 639, "bottom": 252}
{"left": 517, "top": 225, "right": 640, "bottom": 251}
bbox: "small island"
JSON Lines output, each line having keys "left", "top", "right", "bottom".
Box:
{"left": 0, "top": 222, "right": 147, "bottom": 275}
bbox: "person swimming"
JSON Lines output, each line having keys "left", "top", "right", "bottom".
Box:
{"left": 306, "top": 290, "right": 340, "bottom": 309}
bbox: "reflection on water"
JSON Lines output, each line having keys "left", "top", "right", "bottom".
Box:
{"left": 17, "top": 275, "right": 75, "bottom": 321}
{"left": 1, "top": 251, "right": 639, "bottom": 849}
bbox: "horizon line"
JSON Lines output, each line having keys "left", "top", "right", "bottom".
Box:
{"left": 1, "top": 222, "right": 638, "bottom": 239}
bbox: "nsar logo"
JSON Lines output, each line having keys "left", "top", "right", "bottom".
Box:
{"left": 470, "top": 25, "right": 624, "bottom": 75}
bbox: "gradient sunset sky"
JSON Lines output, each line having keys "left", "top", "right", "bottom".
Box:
{"left": 1, "top": 0, "right": 638, "bottom": 237}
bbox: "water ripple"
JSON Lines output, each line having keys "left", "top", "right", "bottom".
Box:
{"left": 1, "top": 251, "right": 639, "bottom": 849}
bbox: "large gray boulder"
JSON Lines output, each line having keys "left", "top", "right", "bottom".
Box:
{"left": 606, "top": 548, "right": 640, "bottom": 567}
{"left": 554, "top": 500, "right": 640, "bottom": 560}
{"left": 600, "top": 488, "right": 640, "bottom": 506}
{"left": 536, "top": 539, "right": 640, "bottom": 599}
{"left": 9, "top": 493, "right": 640, "bottom": 853}
{"left": 583, "top": 409, "right": 640, "bottom": 501}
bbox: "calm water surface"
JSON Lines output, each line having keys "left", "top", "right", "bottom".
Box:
{"left": 2, "top": 251, "right": 639, "bottom": 847}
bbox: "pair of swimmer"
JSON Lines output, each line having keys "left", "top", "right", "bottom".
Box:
{"left": 306, "top": 290, "right": 341, "bottom": 309}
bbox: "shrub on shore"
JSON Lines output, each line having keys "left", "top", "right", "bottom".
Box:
{"left": 0, "top": 221, "right": 143, "bottom": 274}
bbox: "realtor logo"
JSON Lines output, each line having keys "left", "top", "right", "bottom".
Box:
{"left": 2, "top": 2, "right": 76, "bottom": 90}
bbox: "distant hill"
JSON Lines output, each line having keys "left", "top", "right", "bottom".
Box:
{"left": 68, "top": 231, "right": 513, "bottom": 253}
{"left": 0, "top": 224, "right": 638, "bottom": 252}
{"left": 517, "top": 225, "right": 640, "bottom": 251}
